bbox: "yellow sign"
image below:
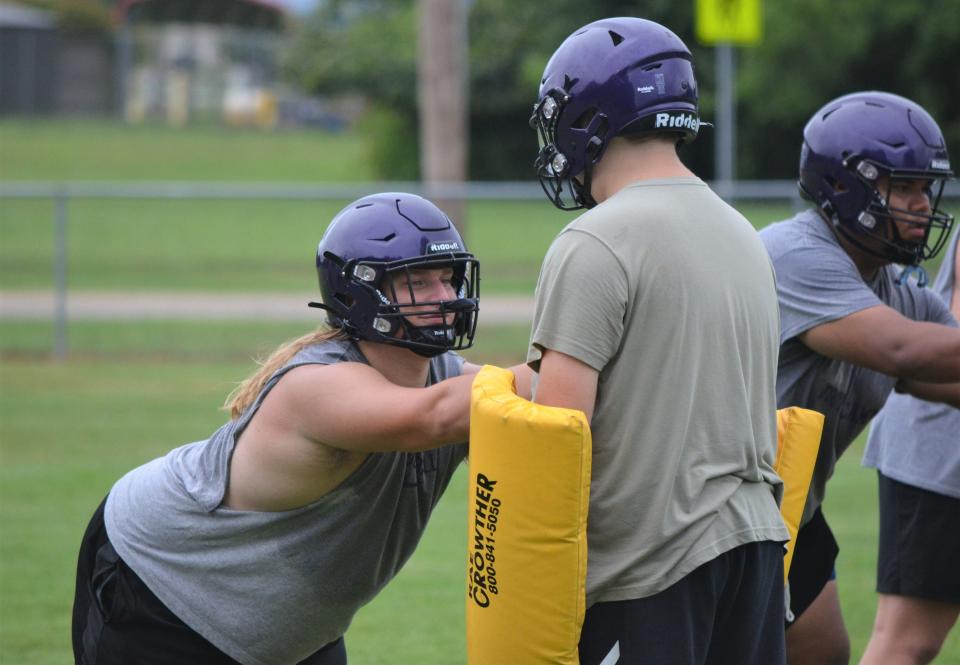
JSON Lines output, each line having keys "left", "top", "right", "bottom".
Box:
{"left": 695, "top": 0, "right": 762, "bottom": 45}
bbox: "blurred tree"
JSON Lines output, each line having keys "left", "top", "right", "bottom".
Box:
{"left": 18, "top": 0, "right": 114, "bottom": 33}
{"left": 737, "top": 0, "right": 960, "bottom": 179}
{"left": 284, "top": 0, "right": 420, "bottom": 178}
{"left": 284, "top": 0, "right": 960, "bottom": 181}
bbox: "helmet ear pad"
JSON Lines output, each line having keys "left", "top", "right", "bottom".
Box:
{"left": 321, "top": 259, "right": 397, "bottom": 340}
{"left": 802, "top": 152, "right": 869, "bottom": 225}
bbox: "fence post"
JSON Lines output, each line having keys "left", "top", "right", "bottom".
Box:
{"left": 53, "top": 192, "right": 69, "bottom": 360}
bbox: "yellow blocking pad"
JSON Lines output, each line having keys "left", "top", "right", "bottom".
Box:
{"left": 466, "top": 365, "right": 591, "bottom": 665}
{"left": 775, "top": 407, "right": 825, "bottom": 582}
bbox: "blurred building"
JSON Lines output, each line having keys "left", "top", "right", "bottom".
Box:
{"left": 0, "top": 2, "right": 113, "bottom": 116}
{"left": 0, "top": 0, "right": 293, "bottom": 127}
{"left": 116, "top": 0, "right": 286, "bottom": 128}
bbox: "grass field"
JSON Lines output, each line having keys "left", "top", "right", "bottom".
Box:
{"left": 0, "top": 118, "right": 802, "bottom": 296}
{"left": 2, "top": 119, "right": 959, "bottom": 663}
{"left": 5, "top": 336, "right": 958, "bottom": 664}
{"left": 0, "top": 119, "right": 375, "bottom": 182}
{"left": 0, "top": 197, "right": 573, "bottom": 295}
{"left": 0, "top": 195, "right": 805, "bottom": 297}
{"left": 0, "top": 323, "right": 529, "bottom": 665}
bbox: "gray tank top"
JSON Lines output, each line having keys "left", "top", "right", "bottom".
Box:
{"left": 105, "top": 340, "right": 467, "bottom": 665}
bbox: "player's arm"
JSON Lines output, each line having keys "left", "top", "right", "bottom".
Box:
{"left": 893, "top": 252, "right": 960, "bottom": 407}
{"left": 274, "top": 362, "right": 474, "bottom": 452}
{"left": 533, "top": 349, "right": 599, "bottom": 422}
{"left": 893, "top": 378, "right": 960, "bottom": 409}
{"left": 799, "top": 304, "right": 960, "bottom": 382}
{"left": 509, "top": 363, "right": 535, "bottom": 400}
{"left": 461, "top": 361, "right": 534, "bottom": 400}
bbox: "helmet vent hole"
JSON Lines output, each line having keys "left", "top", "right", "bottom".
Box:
{"left": 880, "top": 140, "right": 905, "bottom": 148}
{"left": 370, "top": 233, "right": 396, "bottom": 242}
{"left": 563, "top": 74, "right": 578, "bottom": 91}
{"left": 824, "top": 175, "right": 847, "bottom": 193}
{"left": 355, "top": 203, "right": 374, "bottom": 209}
{"left": 608, "top": 30, "right": 624, "bottom": 46}
{"left": 642, "top": 63, "right": 662, "bottom": 72}
{"left": 573, "top": 108, "right": 596, "bottom": 129}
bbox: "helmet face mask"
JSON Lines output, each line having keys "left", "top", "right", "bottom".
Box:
{"left": 359, "top": 254, "right": 479, "bottom": 353}
{"left": 854, "top": 161, "right": 953, "bottom": 265}
{"left": 313, "top": 194, "right": 480, "bottom": 357}
{"left": 530, "top": 17, "right": 703, "bottom": 211}
{"left": 799, "top": 92, "right": 955, "bottom": 266}
{"left": 530, "top": 87, "right": 607, "bottom": 210}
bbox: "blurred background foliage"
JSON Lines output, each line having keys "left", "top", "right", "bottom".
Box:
{"left": 283, "top": 0, "right": 960, "bottom": 181}
{"left": 17, "top": 0, "right": 115, "bottom": 32}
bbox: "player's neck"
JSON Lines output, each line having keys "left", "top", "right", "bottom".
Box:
{"left": 820, "top": 214, "right": 888, "bottom": 280}
{"left": 589, "top": 136, "right": 695, "bottom": 204}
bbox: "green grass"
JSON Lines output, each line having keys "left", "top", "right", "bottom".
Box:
{"left": 6, "top": 342, "right": 958, "bottom": 664}
{"left": 0, "top": 322, "right": 530, "bottom": 665}
{"left": 0, "top": 197, "right": 797, "bottom": 295}
{"left": 0, "top": 319, "right": 533, "bottom": 368}
{"left": 0, "top": 198, "right": 574, "bottom": 294}
{"left": 0, "top": 118, "right": 809, "bottom": 296}
{"left": 0, "top": 119, "right": 374, "bottom": 182}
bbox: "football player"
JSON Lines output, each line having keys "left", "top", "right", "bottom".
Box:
{"left": 528, "top": 17, "right": 790, "bottom": 665}
{"left": 72, "top": 193, "right": 531, "bottom": 665}
{"left": 759, "top": 92, "right": 960, "bottom": 665}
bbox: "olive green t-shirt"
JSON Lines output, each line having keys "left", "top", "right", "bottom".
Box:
{"left": 528, "top": 177, "right": 789, "bottom": 605}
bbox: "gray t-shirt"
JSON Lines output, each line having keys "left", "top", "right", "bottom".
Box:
{"left": 106, "top": 339, "right": 466, "bottom": 665}
{"left": 527, "top": 178, "right": 789, "bottom": 606}
{"left": 863, "top": 229, "right": 960, "bottom": 498}
{"left": 760, "top": 210, "right": 954, "bottom": 523}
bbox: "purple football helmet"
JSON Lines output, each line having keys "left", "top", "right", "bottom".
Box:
{"left": 310, "top": 193, "right": 479, "bottom": 357}
{"left": 530, "top": 17, "right": 703, "bottom": 210}
{"left": 799, "top": 91, "right": 954, "bottom": 266}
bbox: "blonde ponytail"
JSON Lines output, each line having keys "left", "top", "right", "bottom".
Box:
{"left": 224, "top": 327, "right": 350, "bottom": 419}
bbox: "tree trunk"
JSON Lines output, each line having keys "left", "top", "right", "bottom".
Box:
{"left": 417, "top": 0, "right": 469, "bottom": 236}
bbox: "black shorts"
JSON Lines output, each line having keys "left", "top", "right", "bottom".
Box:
{"left": 877, "top": 472, "right": 960, "bottom": 604}
{"left": 578, "top": 541, "right": 786, "bottom": 665}
{"left": 72, "top": 498, "right": 347, "bottom": 665}
{"left": 785, "top": 507, "right": 839, "bottom": 626}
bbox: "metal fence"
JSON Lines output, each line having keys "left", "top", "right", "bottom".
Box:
{"left": 2, "top": 179, "right": 958, "bottom": 358}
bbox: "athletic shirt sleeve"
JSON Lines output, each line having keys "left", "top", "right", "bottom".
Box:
{"left": 527, "top": 228, "right": 629, "bottom": 373}
{"left": 763, "top": 215, "right": 884, "bottom": 343}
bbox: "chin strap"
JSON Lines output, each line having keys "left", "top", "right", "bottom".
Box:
{"left": 895, "top": 264, "right": 929, "bottom": 288}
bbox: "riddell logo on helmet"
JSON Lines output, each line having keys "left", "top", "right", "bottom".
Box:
{"left": 655, "top": 112, "right": 699, "bottom": 131}
{"left": 428, "top": 242, "right": 461, "bottom": 253}
{"left": 931, "top": 159, "right": 951, "bottom": 170}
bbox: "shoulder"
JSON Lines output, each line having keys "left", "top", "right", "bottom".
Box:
{"left": 760, "top": 210, "right": 830, "bottom": 255}
{"left": 290, "top": 338, "right": 362, "bottom": 367}
{"left": 761, "top": 212, "right": 858, "bottom": 281}
{"left": 277, "top": 359, "right": 381, "bottom": 394}
{"left": 540, "top": 221, "right": 623, "bottom": 279}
